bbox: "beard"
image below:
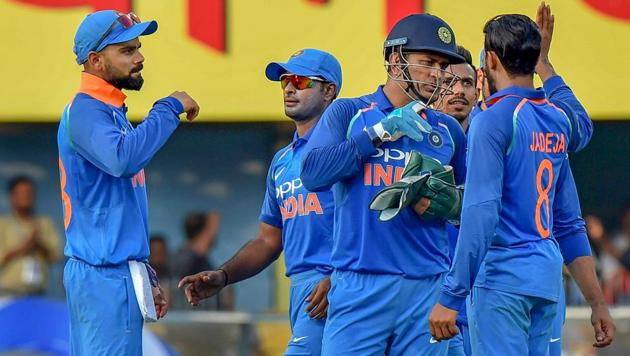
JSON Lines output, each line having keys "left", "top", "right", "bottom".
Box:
{"left": 111, "top": 74, "right": 144, "bottom": 91}
{"left": 105, "top": 62, "right": 144, "bottom": 91}
{"left": 483, "top": 67, "right": 498, "bottom": 96}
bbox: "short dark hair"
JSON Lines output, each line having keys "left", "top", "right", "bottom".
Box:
{"left": 483, "top": 14, "right": 540, "bottom": 76}
{"left": 456, "top": 45, "right": 473, "bottom": 68}
{"left": 456, "top": 45, "right": 477, "bottom": 84}
{"left": 7, "top": 175, "right": 34, "bottom": 193}
{"left": 184, "top": 212, "right": 207, "bottom": 241}
{"left": 150, "top": 234, "right": 167, "bottom": 245}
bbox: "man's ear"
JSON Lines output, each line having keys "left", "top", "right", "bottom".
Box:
{"left": 324, "top": 83, "right": 337, "bottom": 102}
{"left": 388, "top": 51, "right": 404, "bottom": 77}
{"left": 485, "top": 51, "right": 499, "bottom": 72}
{"left": 86, "top": 51, "right": 105, "bottom": 71}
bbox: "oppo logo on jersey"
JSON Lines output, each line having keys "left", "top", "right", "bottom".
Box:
{"left": 276, "top": 178, "right": 303, "bottom": 199}
{"left": 371, "top": 148, "right": 412, "bottom": 164}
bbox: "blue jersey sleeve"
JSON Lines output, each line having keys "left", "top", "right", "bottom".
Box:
{"left": 442, "top": 115, "right": 467, "bottom": 184}
{"left": 259, "top": 156, "right": 283, "bottom": 229}
{"left": 69, "top": 96, "right": 182, "bottom": 178}
{"left": 543, "top": 76, "right": 592, "bottom": 152}
{"left": 553, "top": 159, "right": 591, "bottom": 264}
{"left": 300, "top": 100, "right": 377, "bottom": 191}
{"left": 439, "top": 107, "right": 512, "bottom": 310}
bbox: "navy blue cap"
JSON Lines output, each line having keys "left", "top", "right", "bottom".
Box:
{"left": 74, "top": 10, "right": 157, "bottom": 65}
{"left": 385, "top": 14, "right": 465, "bottom": 64}
{"left": 265, "top": 49, "right": 342, "bottom": 96}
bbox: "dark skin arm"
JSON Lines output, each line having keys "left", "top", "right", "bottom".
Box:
{"left": 178, "top": 222, "right": 283, "bottom": 306}
{"left": 567, "top": 256, "right": 615, "bottom": 348}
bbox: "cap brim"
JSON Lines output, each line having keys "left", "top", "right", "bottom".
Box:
{"left": 100, "top": 20, "right": 158, "bottom": 50}
{"left": 265, "top": 62, "right": 321, "bottom": 81}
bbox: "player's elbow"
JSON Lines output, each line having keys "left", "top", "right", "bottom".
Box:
{"left": 299, "top": 155, "right": 330, "bottom": 192}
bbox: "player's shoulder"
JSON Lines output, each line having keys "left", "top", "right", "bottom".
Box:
{"left": 478, "top": 96, "right": 521, "bottom": 125}
{"left": 430, "top": 109, "right": 465, "bottom": 137}
{"left": 70, "top": 93, "right": 111, "bottom": 115}
{"left": 325, "top": 96, "right": 373, "bottom": 118}
{"left": 432, "top": 110, "right": 460, "bottom": 128}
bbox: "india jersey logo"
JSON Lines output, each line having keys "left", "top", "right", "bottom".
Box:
{"left": 429, "top": 132, "right": 443, "bottom": 148}
{"left": 438, "top": 27, "right": 452, "bottom": 44}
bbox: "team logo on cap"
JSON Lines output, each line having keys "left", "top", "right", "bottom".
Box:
{"left": 429, "top": 132, "right": 443, "bottom": 148}
{"left": 291, "top": 50, "right": 304, "bottom": 58}
{"left": 438, "top": 27, "right": 452, "bottom": 44}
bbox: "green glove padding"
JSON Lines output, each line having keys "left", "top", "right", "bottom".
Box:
{"left": 419, "top": 166, "right": 464, "bottom": 224}
{"left": 369, "top": 151, "right": 463, "bottom": 223}
{"left": 369, "top": 173, "right": 431, "bottom": 221}
{"left": 369, "top": 151, "right": 444, "bottom": 221}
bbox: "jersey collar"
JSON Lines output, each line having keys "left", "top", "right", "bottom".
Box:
{"left": 368, "top": 86, "right": 395, "bottom": 112}
{"left": 78, "top": 72, "right": 127, "bottom": 107}
{"left": 484, "top": 85, "right": 545, "bottom": 107}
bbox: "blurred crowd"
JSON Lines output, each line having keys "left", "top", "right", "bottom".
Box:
{"left": 2, "top": 173, "right": 630, "bottom": 308}
{"left": 0, "top": 174, "right": 232, "bottom": 311}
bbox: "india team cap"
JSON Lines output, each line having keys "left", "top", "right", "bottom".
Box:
{"left": 74, "top": 10, "right": 158, "bottom": 65}
{"left": 265, "top": 48, "right": 343, "bottom": 96}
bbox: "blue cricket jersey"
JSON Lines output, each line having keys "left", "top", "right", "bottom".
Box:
{"left": 259, "top": 126, "right": 334, "bottom": 276}
{"left": 300, "top": 86, "right": 467, "bottom": 279}
{"left": 58, "top": 73, "right": 183, "bottom": 266}
{"left": 439, "top": 85, "right": 591, "bottom": 311}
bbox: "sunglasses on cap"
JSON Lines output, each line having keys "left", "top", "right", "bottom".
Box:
{"left": 91, "top": 12, "right": 141, "bottom": 52}
{"left": 280, "top": 74, "right": 327, "bottom": 90}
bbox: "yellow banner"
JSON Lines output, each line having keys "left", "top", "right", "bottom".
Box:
{"left": 1, "top": 0, "right": 628, "bottom": 121}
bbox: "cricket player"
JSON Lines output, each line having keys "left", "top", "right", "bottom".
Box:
{"left": 300, "top": 14, "right": 466, "bottom": 355}
{"left": 428, "top": 14, "right": 614, "bottom": 355}
{"left": 434, "top": 45, "right": 478, "bottom": 356}
{"left": 178, "top": 49, "right": 341, "bottom": 355}
{"left": 58, "top": 10, "right": 199, "bottom": 355}
{"left": 467, "top": 4, "right": 595, "bottom": 354}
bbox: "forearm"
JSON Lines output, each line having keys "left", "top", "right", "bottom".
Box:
{"left": 536, "top": 60, "right": 557, "bottom": 82}
{"left": 72, "top": 98, "right": 182, "bottom": 178}
{"left": 568, "top": 256, "right": 606, "bottom": 307}
{"left": 543, "top": 75, "right": 592, "bottom": 152}
{"left": 115, "top": 98, "right": 182, "bottom": 175}
{"left": 301, "top": 130, "right": 375, "bottom": 191}
{"left": 220, "top": 238, "right": 282, "bottom": 285}
{"left": 441, "top": 200, "right": 499, "bottom": 309}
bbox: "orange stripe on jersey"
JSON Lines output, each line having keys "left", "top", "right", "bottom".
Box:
{"left": 360, "top": 102, "right": 377, "bottom": 113}
{"left": 58, "top": 157, "right": 72, "bottom": 230}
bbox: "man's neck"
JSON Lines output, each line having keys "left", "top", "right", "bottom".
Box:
{"left": 13, "top": 210, "right": 33, "bottom": 221}
{"left": 383, "top": 81, "right": 412, "bottom": 108}
{"left": 294, "top": 116, "right": 319, "bottom": 137}
{"left": 460, "top": 116, "right": 469, "bottom": 133}
{"left": 495, "top": 74, "right": 535, "bottom": 93}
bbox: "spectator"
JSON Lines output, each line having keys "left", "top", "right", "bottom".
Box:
{"left": 149, "top": 234, "right": 170, "bottom": 279}
{"left": 172, "top": 212, "right": 233, "bottom": 310}
{"left": 586, "top": 201, "right": 630, "bottom": 304}
{"left": 0, "top": 176, "right": 62, "bottom": 296}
